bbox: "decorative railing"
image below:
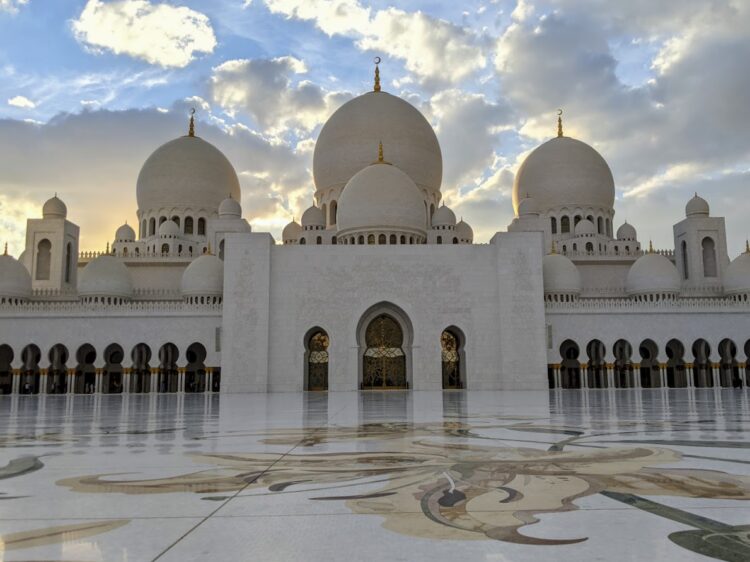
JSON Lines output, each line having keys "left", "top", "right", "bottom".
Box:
{"left": 0, "top": 300, "right": 221, "bottom": 314}
{"left": 561, "top": 248, "right": 674, "bottom": 259}
{"left": 546, "top": 295, "right": 749, "bottom": 311}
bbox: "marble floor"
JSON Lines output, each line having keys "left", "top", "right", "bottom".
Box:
{"left": 0, "top": 389, "right": 749, "bottom": 561}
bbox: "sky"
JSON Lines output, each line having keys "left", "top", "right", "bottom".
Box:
{"left": 0, "top": 0, "right": 749, "bottom": 256}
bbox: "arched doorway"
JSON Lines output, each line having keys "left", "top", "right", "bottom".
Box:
{"left": 441, "top": 328, "right": 464, "bottom": 389}
{"left": 666, "top": 339, "right": 687, "bottom": 388}
{"left": 158, "top": 343, "right": 179, "bottom": 393}
{"left": 613, "top": 339, "right": 633, "bottom": 388}
{"left": 131, "top": 343, "right": 151, "bottom": 393}
{"left": 75, "top": 344, "right": 96, "bottom": 394}
{"left": 692, "top": 339, "right": 712, "bottom": 388}
{"left": 559, "top": 340, "right": 581, "bottom": 389}
{"left": 586, "top": 340, "right": 606, "bottom": 388}
{"left": 718, "top": 339, "right": 740, "bottom": 388}
{"left": 639, "top": 339, "right": 660, "bottom": 388}
{"left": 362, "top": 314, "right": 407, "bottom": 389}
{"left": 185, "top": 342, "right": 207, "bottom": 393}
{"left": 305, "top": 329, "right": 329, "bottom": 391}
{"left": 48, "top": 344, "right": 69, "bottom": 394}
{"left": 20, "top": 344, "right": 41, "bottom": 394}
{"left": 0, "top": 345, "right": 13, "bottom": 394}
{"left": 103, "top": 344, "right": 124, "bottom": 394}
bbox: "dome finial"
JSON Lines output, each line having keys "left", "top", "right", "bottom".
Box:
{"left": 206, "top": 242, "right": 212, "bottom": 255}
{"left": 746, "top": 239, "right": 749, "bottom": 254}
{"left": 3, "top": 242, "right": 7, "bottom": 256}
{"left": 188, "top": 108, "right": 196, "bottom": 137}
{"left": 648, "top": 240, "right": 654, "bottom": 254}
{"left": 378, "top": 140, "right": 384, "bottom": 162}
{"left": 557, "top": 108, "right": 563, "bottom": 138}
{"left": 106, "top": 241, "right": 110, "bottom": 254}
{"left": 373, "top": 56, "right": 381, "bottom": 92}
{"left": 550, "top": 239, "right": 557, "bottom": 254}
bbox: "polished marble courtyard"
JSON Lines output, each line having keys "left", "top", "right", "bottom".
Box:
{"left": 0, "top": 390, "right": 749, "bottom": 561}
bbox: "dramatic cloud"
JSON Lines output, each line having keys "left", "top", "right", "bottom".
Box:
{"left": 210, "top": 57, "right": 351, "bottom": 136}
{"left": 260, "top": 0, "right": 487, "bottom": 85}
{"left": 7, "top": 95, "right": 35, "bottom": 109}
{"left": 71, "top": 0, "right": 217, "bottom": 68}
{"left": 0, "top": 0, "right": 28, "bottom": 13}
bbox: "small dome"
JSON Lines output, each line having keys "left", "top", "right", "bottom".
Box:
{"left": 314, "top": 91, "right": 442, "bottom": 199}
{"left": 513, "top": 136, "right": 615, "bottom": 215}
{"left": 543, "top": 253, "right": 581, "bottom": 295}
{"left": 574, "top": 219, "right": 596, "bottom": 236}
{"left": 159, "top": 220, "right": 181, "bottom": 237}
{"left": 115, "top": 223, "right": 136, "bottom": 242}
{"left": 282, "top": 220, "right": 302, "bottom": 243}
{"left": 517, "top": 197, "right": 539, "bottom": 217}
{"left": 137, "top": 135, "right": 241, "bottom": 216}
{"left": 43, "top": 195, "right": 67, "bottom": 219}
{"left": 686, "top": 194, "right": 709, "bottom": 217}
{"left": 337, "top": 163, "right": 426, "bottom": 234}
{"left": 626, "top": 253, "right": 681, "bottom": 296}
{"left": 181, "top": 254, "right": 224, "bottom": 297}
{"left": 724, "top": 250, "right": 750, "bottom": 296}
{"left": 432, "top": 205, "right": 456, "bottom": 227}
{"left": 455, "top": 219, "right": 473, "bottom": 242}
{"left": 617, "top": 221, "right": 637, "bottom": 241}
{"left": 78, "top": 256, "right": 133, "bottom": 299}
{"left": 218, "top": 196, "right": 242, "bottom": 219}
{"left": 301, "top": 205, "right": 326, "bottom": 228}
{"left": 0, "top": 254, "right": 32, "bottom": 300}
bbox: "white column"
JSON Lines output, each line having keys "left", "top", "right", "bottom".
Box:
{"left": 123, "top": 371, "right": 130, "bottom": 394}
{"left": 39, "top": 371, "right": 47, "bottom": 395}
{"left": 606, "top": 365, "right": 614, "bottom": 389}
{"left": 11, "top": 370, "right": 19, "bottom": 394}
{"left": 554, "top": 366, "right": 561, "bottom": 389}
{"left": 178, "top": 369, "right": 185, "bottom": 393}
{"left": 207, "top": 369, "right": 214, "bottom": 393}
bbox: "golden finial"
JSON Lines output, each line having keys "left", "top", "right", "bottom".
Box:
{"left": 188, "top": 108, "right": 196, "bottom": 137}
{"left": 557, "top": 109, "right": 563, "bottom": 138}
{"left": 106, "top": 241, "right": 110, "bottom": 254}
{"left": 648, "top": 240, "right": 654, "bottom": 254}
{"left": 206, "top": 242, "right": 212, "bottom": 255}
{"left": 745, "top": 240, "right": 749, "bottom": 254}
{"left": 373, "top": 56, "right": 381, "bottom": 92}
{"left": 3, "top": 242, "right": 7, "bottom": 256}
{"left": 550, "top": 239, "right": 557, "bottom": 254}
{"left": 378, "top": 140, "right": 384, "bottom": 162}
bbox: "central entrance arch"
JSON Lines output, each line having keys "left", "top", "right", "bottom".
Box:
{"left": 358, "top": 303, "right": 412, "bottom": 390}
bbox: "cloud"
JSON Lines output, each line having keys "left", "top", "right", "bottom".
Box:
{"left": 0, "top": 0, "right": 28, "bottom": 14}
{"left": 71, "top": 0, "right": 217, "bottom": 68}
{"left": 7, "top": 95, "right": 35, "bottom": 109}
{"left": 210, "top": 57, "right": 352, "bottom": 136}
{"left": 0, "top": 103, "right": 315, "bottom": 253}
{"left": 260, "top": 0, "right": 487, "bottom": 85}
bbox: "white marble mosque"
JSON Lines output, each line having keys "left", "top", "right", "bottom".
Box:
{"left": 1, "top": 64, "right": 750, "bottom": 396}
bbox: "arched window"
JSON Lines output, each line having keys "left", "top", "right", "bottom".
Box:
{"left": 409, "top": 237, "right": 414, "bottom": 244}
{"left": 35, "top": 239, "right": 51, "bottom": 280}
{"left": 305, "top": 330, "right": 329, "bottom": 391}
{"left": 702, "top": 237, "right": 717, "bottom": 277}
{"left": 299, "top": 238, "right": 306, "bottom": 245}
{"left": 363, "top": 314, "right": 406, "bottom": 389}
{"left": 681, "top": 240, "right": 689, "bottom": 279}
{"left": 453, "top": 237, "right": 459, "bottom": 244}
{"left": 437, "top": 235, "right": 442, "bottom": 244}
{"left": 441, "top": 328, "right": 464, "bottom": 389}
{"left": 197, "top": 218, "right": 206, "bottom": 235}
{"left": 332, "top": 236, "right": 337, "bottom": 245}
{"left": 316, "top": 236, "right": 322, "bottom": 245}
{"left": 330, "top": 200, "right": 338, "bottom": 225}
{"left": 585, "top": 242, "right": 594, "bottom": 252}
{"left": 400, "top": 235, "right": 406, "bottom": 244}
{"left": 561, "top": 216, "right": 570, "bottom": 233}
{"left": 171, "top": 216, "right": 180, "bottom": 227}
{"left": 378, "top": 234, "right": 386, "bottom": 244}
{"left": 219, "top": 239, "right": 225, "bottom": 260}
{"left": 149, "top": 218, "right": 156, "bottom": 236}
{"left": 184, "top": 217, "right": 194, "bottom": 234}
{"left": 550, "top": 217, "right": 557, "bottom": 234}
{"left": 368, "top": 234, "right": 375, "bottom": 245}
{"left": 389, "top": 234, "right": 396, "bottom": 244}
{"left": 573, "top": 243, "right": 577, "bottom": 251}
{"left": 161, "top": 243, "right": 169, "bottom": 254}
{"left": 358, "top": 235, "right": 365, "bottom": 244}
{"left": 597, "top": 216, "right": 604, "bottom": 234}
{"left": 159, "top": 216, "right": 166, "bottom": 225}
{"left": 574, "top": 215, "right": 582, "bottom": 226}
{"left": 65, "top": 242, "right": 72, "bottom": 283}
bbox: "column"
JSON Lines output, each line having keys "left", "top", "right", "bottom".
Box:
{"left": 633, "top": 364, "right": 641, "bottom": 389}
{"left": 207, "top": 368, "right": 214, "bottom": 393}
{"left": 151, "top": 368, "right": 158, "bottom": 393}
{"left": 606, "top": 364, "right": 614, "bottom": 389}
{"left": 39, "top": 369, "right": 47, "bottom": 395}
{"left": 553, "top": 364, "right": 561, "bottom": 389}
{"left": 712, "top": 363, "right": 721, "bottom": 388}
{"left": 122, "top": 369, "right": 130, "bottom": 394}
{"left": 11, "top": 369, "right": 19, "bottom": 395}
{"left": 95, "top": 369, "right": 102, "bottom": 394}
{"left": 178, "top": 368, "right": 185, "bottom": 393}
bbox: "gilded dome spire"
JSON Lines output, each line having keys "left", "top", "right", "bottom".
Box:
{"left": 557, "top": 109, "right": 563, "bottom": 138}
{"left": 188, "top": 108, "right": 196, "bottom": 137}
{"left": 373, "top": 56, "right": 381, "bottom": 92}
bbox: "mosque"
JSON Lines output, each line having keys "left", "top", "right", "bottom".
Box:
{"left": 1, "top": 65, "right": 749, "bottom": 395}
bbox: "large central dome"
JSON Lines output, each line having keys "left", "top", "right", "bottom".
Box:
{"left": 137, "top": 134, "right": 241, "bottom": 216}
{"left": 313, "top": 91, "right": 443, "bottom": 199}
{"left": 512, "top": 136, "right": 615, "bottom": 215}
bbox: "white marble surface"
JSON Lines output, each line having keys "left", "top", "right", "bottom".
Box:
{"left": 0, "top": 389, "right": 749, "bottom": 561}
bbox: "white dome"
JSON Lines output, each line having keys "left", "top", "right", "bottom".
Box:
{"left": 43, "top": 195, "right": 67, "bottom": 219}
{"left": 0, "top": 254, "right": 32, "bottom": 299}
{"left": 455, "top": 219, "right": 473, "bottom": 242}
{"left": 724, "top": 250, "right": 750, "bottom": 295}
{"left": 512, "top": 136, "right": 615, "bottom": 215}
{"left": 301, "top": 205, "right": 326, "bottom": 228}
{"left": 181, "top": 254, "right": 224, "bottom": 297}
{"left": 617, "top": 221, "right": 637, "bottom": 241}
{"left": 517, "top": 197, "right": 540, "bottom": 217}
{"left": 626, "top": 253, "right": 681, "bottom": 296}
{"left": 575, "top": 219, "right": 596, "bottom": 236}
{"left": 337, "top": 163, "right": 426, "bottom": 234}
{"left": 78, "top": 256, "right": 133, "bottom": 299}
{"left": 137, "top": 135, "right": 241, "bottom": 216}
{"left": 686, "top": 194, "right": 709, "bottom": 217}
{"left": 282, "top": 220, "right": 302, "bottom": 243}
{"left": 218, "top": 196, "right": 242, "bottom": 219}
{"left": 432, "top": 205, "right": 456, "bottom": 227}
{"left": 159, "top": 220, "right": 180, "bottom": 237}
{"left": 313, "top": 91, "right": 442, "bottom": 198}
{"left": 115, "top": 223, "right": 136, "bottom": 242}
{"left": 543, "top": 253, "right": 581, "bottom": 295}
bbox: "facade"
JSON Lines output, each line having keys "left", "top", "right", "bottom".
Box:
{"left": 1, "top": 68, "right": 749, "bottom": 395}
